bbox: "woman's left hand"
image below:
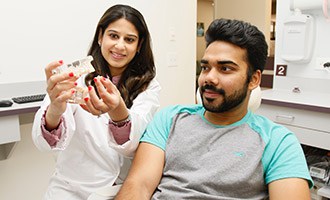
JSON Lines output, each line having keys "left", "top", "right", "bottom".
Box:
{"left": 80, "top": 76, "right": 123, "bottom": 116}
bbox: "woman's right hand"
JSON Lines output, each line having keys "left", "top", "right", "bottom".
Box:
{"left": 44, "top": 60, "right": 78, "bottom": 130}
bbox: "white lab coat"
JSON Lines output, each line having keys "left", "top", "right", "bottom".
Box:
{"left": 32, "top": 77, "right": 161, "bottom": 200}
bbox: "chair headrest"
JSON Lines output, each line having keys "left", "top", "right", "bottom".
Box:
{"left": 248, "top": 86, "right": 261, "bottom": 112}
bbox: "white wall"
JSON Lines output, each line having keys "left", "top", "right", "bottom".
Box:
{"left": 0, "top": 1, "right": 196, "bottom": 199}
{"left": 0, "top": 0, "right": 196, "bottom": 106}
{"left": 147, "top": 1, "right": 197, "bottom": 106}
{"left": 273, "top": 0, "right": 330, "bottom": 94}
{"left": 0, "top": 0, "right": 107, "bottom": 84}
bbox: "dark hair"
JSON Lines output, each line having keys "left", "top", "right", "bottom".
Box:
{"left": 205, "top": 18, "right": 268, "bottom": 79}
{"left": 85, "top": 4, "right": 155, "bottom": 108}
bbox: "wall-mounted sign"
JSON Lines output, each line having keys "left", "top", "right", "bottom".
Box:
{"left": 276, "top": 64, "right": 287, "bottom": 76}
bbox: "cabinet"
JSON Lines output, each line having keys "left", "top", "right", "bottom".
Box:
{"left": 256, "top": 89, "right": 330, "bottom": 150}
{"left": 0, "top": 115, "right": 20, "bottom": 160}
{"left": 256, "top": 103, "right": 330, "bottom": 150}
{"left": 256, "top": 89, "right": 330, "bottom": 200}
{"left": 0, "top": 81, "right": 45, "bottom": 160}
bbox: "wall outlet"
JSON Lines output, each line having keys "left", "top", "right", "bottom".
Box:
{"left": 169, "top": 27, "right": 176, "bottom": 41}
{"left": 167, "top": 52, "right": 178, "bottom": 67}
{"left": 315, "top": 57, "right": 330, "bottom": 71}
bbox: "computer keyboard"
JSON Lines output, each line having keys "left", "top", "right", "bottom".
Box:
{"left": 12, "top": 94, "right": 46, "bottom": 104}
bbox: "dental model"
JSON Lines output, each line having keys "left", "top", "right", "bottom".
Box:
{"left": 52, "top": 55, "right": 94, "bottom": 77}
{"left": 52, "top": 55, "right": 95, "bottom": 104}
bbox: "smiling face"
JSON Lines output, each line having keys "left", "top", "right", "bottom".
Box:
{"left": 98, "top": 18, "right": 140, "bottom": 76}
{"left": 198, "top": 40, "right": 259, "bottom": 115}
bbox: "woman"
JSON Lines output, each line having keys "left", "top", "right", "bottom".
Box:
{"left": 32, "top": 4, "right": 160, "bottom": 199}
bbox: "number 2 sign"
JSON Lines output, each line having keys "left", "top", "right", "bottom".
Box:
{"left": 276, "top": 65, "right": 287, "bottom": 76}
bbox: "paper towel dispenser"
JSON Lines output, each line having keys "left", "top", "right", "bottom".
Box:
{"left": 281, "top": 10, "right": 315, "bottom": 63}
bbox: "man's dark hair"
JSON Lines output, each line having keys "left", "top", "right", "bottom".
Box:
{"left": 205, "top": 18, "right": 268, "bottom": 75}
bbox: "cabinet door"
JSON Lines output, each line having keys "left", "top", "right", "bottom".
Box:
{"left": 256, "top": 104, "right": 330, "bottom": 150}
{"left": 0, "top": 115, "right": 20, "bottom": 145}
{"left": 257, "top": 104, "right": 330, "bottom": 133}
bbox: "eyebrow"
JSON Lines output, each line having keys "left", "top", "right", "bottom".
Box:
{"left": 200, "top": 59, "right": 239, "bottom": 66}
{"left": 200, "top": 59, "right": 208, "bottom": 64}
{"left": 107, "top": 30, "right": 138, "bottom": 38}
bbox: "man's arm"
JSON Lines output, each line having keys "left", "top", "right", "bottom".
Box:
{"left": 115, "top": 142, "right": 165, "bottom": 200}
{"left": 268, "top": 178, "right": 311, "bottom": 200}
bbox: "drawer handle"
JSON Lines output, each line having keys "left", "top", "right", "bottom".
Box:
{"left": 276, "top": 114, "right": 295, "bottom": 121}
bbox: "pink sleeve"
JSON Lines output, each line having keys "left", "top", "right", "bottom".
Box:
{"left": 109, "top": 120, "right": 131, "bottom": 145}
{"left": 40, "top": 110, "right": 64, "bottom": 147}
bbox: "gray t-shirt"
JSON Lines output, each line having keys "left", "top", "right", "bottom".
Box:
{"left": 140, "top": 104, "right": 313, "bottom": 199}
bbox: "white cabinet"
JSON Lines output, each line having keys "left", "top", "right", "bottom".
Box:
{"left": 0, "top": 115, "right": 20, "bottom": 145}
{"left": 0, "top": 115, "right": 20, "bottom": 160}
{"left": 257, "top": 89, "right": 330, "bottom": 150}
{"left": 256, "top": 103, "right": 330, "bottom": 150}
{"left": 257, "top": 89, "right": 330, "bottom": 199}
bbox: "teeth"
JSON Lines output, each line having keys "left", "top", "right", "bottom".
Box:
{"left": 112, "top": 52, "right": 124, "bottom": 58}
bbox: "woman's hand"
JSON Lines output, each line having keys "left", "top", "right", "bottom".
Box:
{"left": 81, "top": 76, "right": 129, "bottom": 121}
{"left": 44, "top": 60, "right": 79, "bottom": 129}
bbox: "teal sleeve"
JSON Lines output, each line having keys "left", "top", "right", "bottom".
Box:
{"left": 262, "top": 125, "right": 314, "bottom": 188}
{"left": 140, "top": 106, "right": 177, "bottom": 151}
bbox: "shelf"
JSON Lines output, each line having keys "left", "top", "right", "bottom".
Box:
{"left": 318, "top": 185, "right": 330, "bottom": 199}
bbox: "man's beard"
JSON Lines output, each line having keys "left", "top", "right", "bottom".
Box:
{"left": 200, "top": 82, "right": 249, "bottom": 113}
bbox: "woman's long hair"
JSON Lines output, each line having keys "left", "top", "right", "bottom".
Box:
{"left": 85, "top": 4, "right": 155, "bottom": 108}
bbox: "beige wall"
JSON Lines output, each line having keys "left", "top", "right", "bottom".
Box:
{"left": 214, "top": 0, "right": 272, "bottom": 54}
{"left": 0, "top": 1, "right": 197, "bottom": 199}
{"left": 0, "top": 114, "right": 55, "bottom": 200}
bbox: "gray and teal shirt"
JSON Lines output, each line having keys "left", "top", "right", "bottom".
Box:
{"left": 140, "top": 104, "right": 313, "bottom": 199}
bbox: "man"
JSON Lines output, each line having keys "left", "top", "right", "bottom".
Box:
{"left": 115, "top": 18, "right": 313, "bottom": 200}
